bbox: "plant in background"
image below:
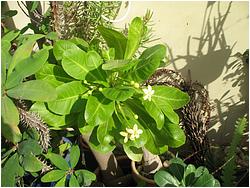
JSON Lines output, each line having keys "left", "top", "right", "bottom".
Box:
{"left": 41, "top": 145, "right": 96, "bottom": 186}
{"left": 221, "top": 115, "right": 248, "bottom": 186}
{"left": 154, "top": 158, "right": 220, "bottom": 187}
{"left": 50, "top": 1, "right": 122, "bottom": 41}
{"left": 30, "top": 15, "right": 189, "bottom": 185}
{"left": 1, "top": 29, "right": 59, "bottom": 186}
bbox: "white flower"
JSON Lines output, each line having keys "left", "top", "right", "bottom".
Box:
{"left": 120, "top": 124, "right": 143, "bottom": 143}
{"left": 143, "top": 85, "right": 154, "bottom": 101}
{"left": 120, "top": 131, "right": 129, "bottom": 143}
{"left": 126, "top": 124, "right": 143, "bottom": 140}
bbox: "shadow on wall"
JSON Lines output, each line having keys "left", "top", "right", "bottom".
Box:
{"left": 168, "top": 1, "right": 248, "bottom": 145}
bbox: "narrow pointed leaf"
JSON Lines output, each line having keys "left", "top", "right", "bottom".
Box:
{"left": 124, "top": 17, "right": 144, "bottom": 59}
{"left": 41, "top": 170, "right": 66, "bottom": 182}
{"left": 70, "top": 145, "right": 80, "bottom": 168}
{"left": 46, "top": 153, "right": 69, "bottom": 170}
{"left": 6, "top": 49, "right": 49, "bottom": 89}
{"left": 98, "top": 26, "right": 127, "bottom": 59}
{"left": 7, "top": 80, "right": 57, "bottom": 102}
{"left": 1, "top": 96, "right": 21, "bottom": 143}
{"left": 69, "top": 174, "right": 80, "bottom": 187}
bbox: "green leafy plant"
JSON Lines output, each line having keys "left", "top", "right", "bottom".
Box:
{"left": 29, "top": 16, "right": 189, "bottom": 185}
{"left": 1, "top": 30, "right": 57, "bottom": 144}
{"left": 154, "top": 158, "right": 220, "bottom": 187}
{"left": 1, "top": 128, "right": 52, "bottom": 187}
{"left": 41, "top": 145, "right": 96, "bottom": 186}
{"left": 221, "top": 115, "right": 248, "bottom": 186}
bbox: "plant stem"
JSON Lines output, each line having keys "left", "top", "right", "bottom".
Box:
{"left": 81, "top": 134, "right": 124, "bottom": 185}
{"left": 142, "top": 147, "right": 163, "bottom": 174}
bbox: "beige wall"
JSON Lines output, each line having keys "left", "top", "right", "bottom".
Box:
{"left": 115, "top": 1, "right": 249, "bottom": 145}
{"left": 6, "top": 1, "right": 249, "bottom": 145}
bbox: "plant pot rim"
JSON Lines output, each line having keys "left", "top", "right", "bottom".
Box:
{"left": 131, "top": 160, "right": 155, "bottom": 185}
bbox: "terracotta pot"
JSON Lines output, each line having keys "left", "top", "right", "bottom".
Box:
{"left": 131, "top": 151, "right": 174, "bottom": 186}
{"left": 131, "top": 160, "right": 156, "bottom": 186}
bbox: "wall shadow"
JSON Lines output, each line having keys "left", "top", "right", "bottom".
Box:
{"left": 168, "top": 1, "right": 248, "bottom": 145}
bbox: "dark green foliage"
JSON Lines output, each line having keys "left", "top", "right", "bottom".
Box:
{"left": 154, "top": 158, "right": 220, "bottom": 187}
{"left": 221, "top": 116, "right": 248, "bottom": 186}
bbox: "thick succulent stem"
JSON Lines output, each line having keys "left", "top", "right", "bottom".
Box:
{"left": 81, "top": 134, "right": 124, "bottom": 185}
{"left": 142, "top": 147, "right": 163, "bottom": 174}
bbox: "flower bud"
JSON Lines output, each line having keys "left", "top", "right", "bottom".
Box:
{"left": 130, "top": 81, "right": 135, "bottom": 85}
{"left": 134, "top": 83, "right": 140, "bottom": 88}
{"left": 134, "top": 114, "right": 139, "bottom": 119}
{"left": 99, "top": 88, "right": 103, "bottom": 92}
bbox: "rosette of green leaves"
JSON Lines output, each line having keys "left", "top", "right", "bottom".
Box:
{"left": 2, "top": 130, "right": 45, "bottom": 187}
{"left": 41, "top": 145, "right": 96, "bottom": 186}
{"left": 1, "top": 31, "right": 57, "bottom": 143}
{"left": 154, "top": 158, "right": 220, "bottom": 187}
{"left": 31, "top": 17, "right": 189, "bottom": 161}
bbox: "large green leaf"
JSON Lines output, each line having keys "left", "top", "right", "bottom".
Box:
{"left": 30, "top": 102, "right": 75, "bottom": 129}
{"left": 53, "top": 40, "right": 79, "bottom": 61}
{"left": 2, "top": 30, "right": 20, "bottom": 42}
{"left": 70, "top": 145, "right": 80, "bottom": 168}
{"left": 18, "top": 139, "right": 42, "bottom": 156}
{"left": 98, "top": 26, "right": 127, "bottom": 59}
{"left": 62, "top": 49, "right": 102, "bottom": 80}
{"left": 7, "top": 34, "right": 44, "bottom": 75}
{"left": 89, "top": 126, "right": 116, "bottom": 153}
{"left": 1, "top": 96, "right": 21, "bottom": 143}
{"left": 124, "top": 17, "right": 144, "bottom": 59}
{"left": 69, "top": 37, "right": 89, "bottom": 51}
{"left": 184, "top": 164, "right": 196, "bottom": 186}
{"left": 48, "top": 81, "right": 87, "bottom": 115}
{"left": 85, "top": 94, "right": 115, "bottom": 126}
{"left": 154, "top": 170, "right": 180, "bottom": 187}
{"left": 1, "top": 153, "right": 24, "bottom": 187}
{"left": 7, "top": 80, "right": 57, "bottom": 102}
{"left": 75, "top": 169, "right": 96, "bottom": 187}
{"left": 55, "top": 175, "right": 67, "bottom": 187}
{"left": 1, "top": 40, "right": 11, "bottom": 85}
{"left": 6, "top": 49, "right": 49, "bottom": 89}
{"left": 41, "top": 170, "right": 66, "bottom": 182}
{"left": 102, "top": 59, "right": 139, "bottom": 72}
{"left": 193, "top": 173, "right": 219, "bottom": 187}
{"left": 97, "top": 118, "right": 114, "bottom": 145}
{"left": 153, "top": 86, "right": 190, "bottom": 109}
{"left": 46, "top": 153, "right": 69, "bottom": 170}
{"left": 129, "top": 44, "right": 166, "bottom": 82}
{"left": 102, "top": 86, "right": 135, "bottom": 101}
{"left": 167, "top": 158, "right": 186, "bottom": 182}
{"left": 22, "top": 153, "right": 43, "bottom": 172}
{"left": 123, "top": 145, "right": 143, "bottom": 162}
{"left": 69, "top": 174, "right": 80, "bottom": 187}
{"left": 163, "top": 123, "right": 186, "bottom": 148}
{"left": 142, "top": 99, "right": 165, "bottom": 130}
{"left": 35, "top": 63, "right": 75, "bottom": 87}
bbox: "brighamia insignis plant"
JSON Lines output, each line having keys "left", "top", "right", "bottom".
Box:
{"left": 30, "top": 16, "right": 190, "bottom": 185}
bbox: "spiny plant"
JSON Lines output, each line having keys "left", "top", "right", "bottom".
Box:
{"left": 221, "top": 115, "right": 248, "bottom": 186}
{"left": 50, "top": 1, "right": 122, "bottom": 41}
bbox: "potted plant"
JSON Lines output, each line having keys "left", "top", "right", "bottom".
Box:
{"left": 28, "top": 16, "right": 190, "bottom": 186}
